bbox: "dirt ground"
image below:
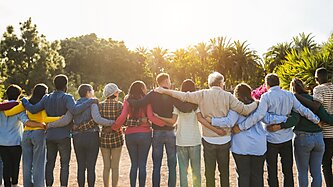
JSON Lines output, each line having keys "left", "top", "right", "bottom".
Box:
{"left": 17, "top": 143, "right": 325, "bottom": 187}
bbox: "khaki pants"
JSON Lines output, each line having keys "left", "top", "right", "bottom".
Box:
{"left": 101, "top": 147, "right": 122, "bottom": 187}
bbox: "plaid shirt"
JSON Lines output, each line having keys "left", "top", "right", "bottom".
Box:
{"left": 73, "top": 119, "right": 98, "bottom": 132}
{"left": 99, "top": 98, "right": 124, "bottom": 148}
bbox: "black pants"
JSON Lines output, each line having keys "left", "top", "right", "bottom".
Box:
{"left": 266, "top": 140, "right": 294, "bottom": 187}
{"left": 233, "top": 153, "right": 265, "bottom": 187}
{"left": 0, "top": 145, "right": 22, "bottom": 187}
{"left": 202, "top": 139, "right": 230, "bottom": 187}
{"left": 323, "top": 138, "right": 333, "bottom": 187}
{"left": 45, "top": 137, "right": 71, "bottom": 187}
{"left": 73, "top": 131, "right": 99, "bottom": 187}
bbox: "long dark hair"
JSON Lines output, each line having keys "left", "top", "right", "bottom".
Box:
{"left": 290, "top": 78, "right": 308, "bottom": 94}
{"left": 177, "top": 79, "right": 198, "bottom": 111}
{"left": 234, "top": 83, "right": 254, "bottom": 104}
{"left": 29, "top": 84, "right": 48, "bottom": 105}
{"left": 127, "top": 81, "right": 146, "bottom": 117}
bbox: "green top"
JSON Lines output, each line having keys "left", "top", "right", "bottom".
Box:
{"left": 281, "top": 94, "right": 333, "bottom": 132}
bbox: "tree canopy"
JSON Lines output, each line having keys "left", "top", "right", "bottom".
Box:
{"left": 1, "top": 18, "right": 332, "bottom": 98}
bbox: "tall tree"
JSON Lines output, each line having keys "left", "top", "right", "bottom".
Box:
{"left": 264, "top": 42, "right": 292, "bottom": 73}
{"left": 0, "top": 18, "right": 65, "bottom": 93}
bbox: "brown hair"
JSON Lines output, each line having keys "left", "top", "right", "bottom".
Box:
{"left": 290, "top": 78, "right": 308, "bottom": 94}
{"left": 156, "top": 73, "right": 170, "bottom": 85}
{"left": 234, "top": 83, "right": 254, "bottom": 104}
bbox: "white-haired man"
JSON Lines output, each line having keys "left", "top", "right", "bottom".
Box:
{"left": 155, "top": 72, "right": 258, "bottom": 187}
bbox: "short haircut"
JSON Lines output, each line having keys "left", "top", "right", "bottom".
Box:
{"left": 53, "top": 74, "right": 68, "bottom": 90}
{"left": 78, "top": 84, "right": 93, "bottom": 97}
{"left": 6, "top": 84, "right": 22, "bottom": 101}
{"left": 156, "top": 73, "right": 170, "bottom": 85}
{"left": 315, "top": 67, "right": 328, "bottom": 79}
{"left": 265, "top": 73, "right": 280, "bottom": 87}
{"left": 208, "top": 72, "right": 224, "bottom": 87}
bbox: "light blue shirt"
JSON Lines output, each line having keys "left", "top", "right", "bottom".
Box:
{"left": 238, "top": 86, "right": 320, "bottom": 144}
{"left": 0, "top": 111, "right": 29, "bottom": 146}
{"left": 212, "top": 110, "right": 287, "bottom": 155}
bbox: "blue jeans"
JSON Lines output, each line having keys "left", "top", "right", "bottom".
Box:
{"left": 126, "top": 132, "right": 152, "bottom": 187}
{"left": 152, "top": 130, "right": 177, "bottom": 187}
{"left": 73, "top": 131, "right": 99, "bottom": 187}
{"left": 177, "top": 145, "right": 201, "bottom": 187}
{"left": 45, "top": 137, "right": 71, "bottom": 187}
{"left": 0, "top": 155, "right": 3, "bottom": 185}
{"left": 22, "top": 130, "right": 46, "bottom": 187}
{"left": 294, "top": 131, "right": 325, "bottom": 187}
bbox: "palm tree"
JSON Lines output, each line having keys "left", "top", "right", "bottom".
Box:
{"left": 147, "top": 47, "right": 169, "bottom": 77}
{"left": 231, "top": 40, "right": 262, "bottom": 83}
{"left": 209, "top": 37, "right": 233, "bottom": 83}
{"left": 292, "top": 33, "right": 318, "bottom": 53}
{"left": 264, "top": 42, "right": 292, "bottom": 73}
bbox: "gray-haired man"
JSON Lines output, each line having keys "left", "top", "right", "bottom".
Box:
{"left": 155, "top": 72, "right": 257, "bottom": 187}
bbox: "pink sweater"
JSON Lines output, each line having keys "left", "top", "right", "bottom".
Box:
{"left": 112, "top": 100, "right": 166, "bottom": 135}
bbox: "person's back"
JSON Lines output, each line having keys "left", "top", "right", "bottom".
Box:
{"left": 313, "top": 67, "right": 333, "bottom": 187}
{"left": 146, "top": 91, "right": 177, "bottom": 130}
{"left": 43, "top": 91, "right": 74, "bottom": 140}
{"left": 174, "top": 107, "right": 201, "bottom": 146}
{"left": 314, "top": 82, "right": 333, "bottom": 137}
{"left": 0, "top": 111, "right": 25, "bottom": 146}
{"left": 260, "top": 87, "right": 295, "bottom": 143}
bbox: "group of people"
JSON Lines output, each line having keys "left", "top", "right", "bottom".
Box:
{"left": 0, "top": 67, "right": 332, "bottom": 187}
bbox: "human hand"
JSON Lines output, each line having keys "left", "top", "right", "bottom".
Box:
{"left": 266, "top": 124, "right": 281, "bottom": 132}
{"left": 21, "top": 97, "right": 29, "bottom": 106}
{"left": 103, "top": 126, "right": 114, "bottom": 133}
{"left": 72, "top": 125, "right": 79, "bottom": 131}
{"left": 317, "top": 121, "right": 326, "bottom": 128}
{"left": 232, "top": 124, "right": 241, "bottom": 134}
{"left": 153, "top": 113, "right": 160, "bottom": 118}
{"left": 92, "top": 98, "right": 99, "bottom": 104}
{"left": 154, "top": 87, "right": 165, "bottom": 94}
{"left": 40, "top": 122, "right": 46, "bottom": 129}
{"left": 255, "top": 100, "right": 259, "bottom": 106}
{"left": 140, "top": 117, "right": 148, "bottom": 124}
{"left": 205, "top": 117, "right": 212, "bottom": 123}
{"left": 215, "top": 128, "right": 227, "bottom": 136}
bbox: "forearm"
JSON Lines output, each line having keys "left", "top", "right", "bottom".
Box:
{"left": 25, "top": 121, "right": 45, "bottom": 128}
{"left": 171, "top": 91, "right": 200, "bottom": 104}
{"left": 318, "top": 106, "right": 333, "bottom": 124}
{"left": 69, "top": 99, "right": 94, "bottom": 115}
{"left": 91, "top": 104, "right": 115, "bottom": 126}
{"left": 47, "top": 111, "right": 73, "bottom": 128}
{"left": 280, "top": 111, "right": 300, "bottom": 129}
{"left": 157, "top": 116, "right": 176, "bottom": 126}
{"left": 4, "top": 103, "right": 25, "bottom": 116}
{"left": 0, "top": 101, "right": 19, "bottom": 111}
{"left": 22, "top": 98, "right": 44, "bottom": 114}
{"left": 295, "top": 94, "right": 321, "bottom": 113}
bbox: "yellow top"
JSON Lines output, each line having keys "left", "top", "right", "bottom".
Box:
{"left": 4, "top": 103, "right": 61, "bottom": 131}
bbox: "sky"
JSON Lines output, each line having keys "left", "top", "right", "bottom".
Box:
{"left": 1, "top": 0, "right": 333, "bottom": 56}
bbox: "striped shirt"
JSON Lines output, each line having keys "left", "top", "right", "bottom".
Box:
{"left": 313, "top": 82, "right": 333, "bottom": 138}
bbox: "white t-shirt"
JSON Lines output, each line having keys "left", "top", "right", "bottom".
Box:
{"left": 173, "top": 107, "right": 202, "bottom": 146}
